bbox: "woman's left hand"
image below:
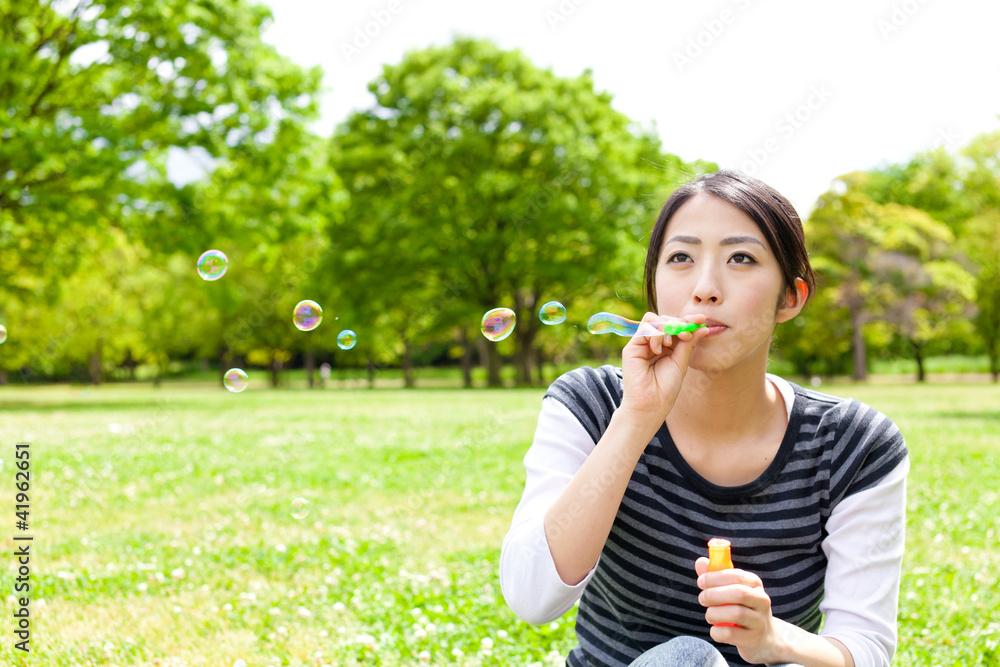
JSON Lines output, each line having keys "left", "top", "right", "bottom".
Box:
{"left": 694, "top": 558, "right": 788, "bottom": 665}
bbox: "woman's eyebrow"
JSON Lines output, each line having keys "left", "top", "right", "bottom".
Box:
{"left": 720, "top": 235, "right": 766, "bottom": 248}
{"left": 665, "top": 234, "right": 766, "bottom": 248}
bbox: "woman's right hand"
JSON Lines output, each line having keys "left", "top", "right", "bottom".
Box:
{"left": 619, "top": 312, "right": 708, "bottom": 429}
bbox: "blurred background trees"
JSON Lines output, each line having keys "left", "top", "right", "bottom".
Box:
{"left": 1, "top": 1, "right": 997, "bottom": 386}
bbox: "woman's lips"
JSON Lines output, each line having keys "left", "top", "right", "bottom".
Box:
{"left": 702, "top": 322, "right": 728, "bottom": 336}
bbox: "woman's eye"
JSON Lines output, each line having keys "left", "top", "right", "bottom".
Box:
{"left": 666, "top": 252, "right": 691, "bottom": 263}
{"left": 730, "top": 252, "right": 757, "bottom": 265}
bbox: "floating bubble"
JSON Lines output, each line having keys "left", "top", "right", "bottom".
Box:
{"left": 538, "top": 301, "right": 567, "bottom": 325}
{"left": 224, "top": 368, "right": 249, "bottom": 393}
{"left": 586, "top": 312, "right": 638, "bottom": 337}
{"left": 634, "top": 322, "right": 663, "bottom": 337}
{"left": 290, "top": 497, "right": 310, "bottom": 519}
{"left": 197, "top": 249, "right": 228, "bottom": 281}
{"left": 293, "top": 300, "right": 323, "bottom": 331}
{"left": 587, "top": 312, "right": 704, "bottom": 337}
{"left": 0, "top": 324, "right": 6, "bottom": 344}
{"left": 337, "top": 329, "right": 357, "bottom": 350}
{"left": 481, "top": 307, "right": 516, "bottom": 342}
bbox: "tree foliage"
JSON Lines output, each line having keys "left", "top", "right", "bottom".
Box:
{"left": 802, "top": 170, "right": 978, "bottom": 381}
{"left": 330, "top": 37, "right": 709, "bottom": 386}
{"left": 0, "top": 0, "right": 331, "bottom": 383}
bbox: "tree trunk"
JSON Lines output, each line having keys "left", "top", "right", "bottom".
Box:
{"left": 0, "top": 370, "right": 7, "bottom": 385}
{"left": 478, "top": 336, "right": 502, "bottom": 387}
{"left": 89, "top": 341, "right": 103, "bottom": 385}
{"left": 513, "top": 289, "right": 540, "bottom": 386}
{"left": 218, "top": 347, "right": 231, "bottom": 389}
{"left": 305, "top": 348, "right": 315, "bottom": 389}
{"left": 912, "top": 340, "right": 926, "bottom": 382}
{"left": 402, "top": 340, "right": 415, "bottom": 388}
{"left": 989, "top": 335, "right": 999, "bottom": 383}
{"left": 849, "top": 304, "right": 867, "bottom": 381}
{"left": 367, "top": 359, "right": 377, "bottom": 389}
{"left": 536, "top": 349, "right": 545, "bottom": 385}
{"left": 270, "top": 356, "right": 282, "bottom": 387}
{"left": 122, "top": 348, "right": 136, "bottom": 381}
{"left": 460, "top": 328, "right": 474, "bottom": 389}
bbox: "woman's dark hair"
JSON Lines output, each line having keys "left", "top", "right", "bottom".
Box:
{"left": 643, "top": 169, "right": 816, "bottom": 313}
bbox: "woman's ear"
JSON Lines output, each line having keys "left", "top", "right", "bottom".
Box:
{"left": 776, "top": 277, "right": 809, "bottom": 323}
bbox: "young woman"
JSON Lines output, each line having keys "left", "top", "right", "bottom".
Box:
{"left": 499, "top": 170, "right": 908, "bottom": 667}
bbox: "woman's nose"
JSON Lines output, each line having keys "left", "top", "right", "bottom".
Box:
{"left": 692, "top": 268, "right": 722, "bottom": 304}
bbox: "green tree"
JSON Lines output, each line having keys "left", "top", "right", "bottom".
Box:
{"left": 863, "top": 147, "right": 972, "bottom": 233}
{"left": 330, "top": 37, "right": 708, "bottom": 387}
{"left": 863, "top": 129, "right": 1000, "bottom": 379}
{"left": 0, "top": 0, "right": 322, "bottom": 349}
{"left": 807, "top": 173, "right": 975, "bottom": 380}
{"left": 958, "top": 131, "right": 1000, "bottom": 381}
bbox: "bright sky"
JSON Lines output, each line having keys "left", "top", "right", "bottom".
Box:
{"left": 254, "top": 0, "right": 1000, "bottom": 216}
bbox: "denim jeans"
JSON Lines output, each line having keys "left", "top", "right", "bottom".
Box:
{"left": 627, "top": 636, "right": 803, "bottom": 667}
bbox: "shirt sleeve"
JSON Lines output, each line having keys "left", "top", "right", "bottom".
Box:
{"left": 499, "top": 396, "right": 600, "bottom": 625}
{"left": 819, "top": 455, "right": 909, "bottom": 667}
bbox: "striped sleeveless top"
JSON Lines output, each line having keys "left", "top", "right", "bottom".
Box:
{"left": 544, "top": 365, "right": 908, "bottom": 667}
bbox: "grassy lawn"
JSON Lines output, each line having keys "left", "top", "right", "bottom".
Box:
{"left": 0, "top": 377, "right": 998, "bottom": 665}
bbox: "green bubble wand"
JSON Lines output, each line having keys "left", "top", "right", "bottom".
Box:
{"left": 587, "top": 312, "right": 706, "bottom": 337}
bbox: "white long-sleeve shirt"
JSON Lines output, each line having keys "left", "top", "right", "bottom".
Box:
{"left": 500, "top": 367, "right": 908, "bottom": 667}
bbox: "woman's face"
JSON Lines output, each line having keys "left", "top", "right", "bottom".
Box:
{"left": 653, "top": 193, "right": 803, "bottom": 375}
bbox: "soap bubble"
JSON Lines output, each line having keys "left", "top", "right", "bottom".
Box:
{"left": 293, "top": 300, "right": 323, "bottom": 331}
{"left": 586, "top": 312, "right": 637, "bottom": 337}
{"left": 197, "top": 250, "right": 228, "bottom": 281}
{"left": 337, "top": 330, "right": 357, "bottom": 350}
{"left": 224, "top": 368, "right": 249, "bottom": 393}
{"left": 481, "top": 308, "right": 516, "bottom": 342}
{"left": 0, "top": 324, "right": 6, "bottom": 344}
{"left": 538, "top": 301, "right": 567, "bottom": 325}
{"left": 633, "top": 322, "right": 664, "bottom": 337}
{"left": 290, "top": 498, "right": 310, "bottom": 519}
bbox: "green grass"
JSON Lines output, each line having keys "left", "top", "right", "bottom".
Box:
{"left": 0, "top": 379, "right": 998, "bottom": 665}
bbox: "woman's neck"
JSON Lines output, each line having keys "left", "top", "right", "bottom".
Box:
{"left": 667, "top": 360, "right": 782, "bottom": 445}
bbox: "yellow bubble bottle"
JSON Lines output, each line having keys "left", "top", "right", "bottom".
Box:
{"left": 707, "top": 538, "right": 737, "bottom": 627}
